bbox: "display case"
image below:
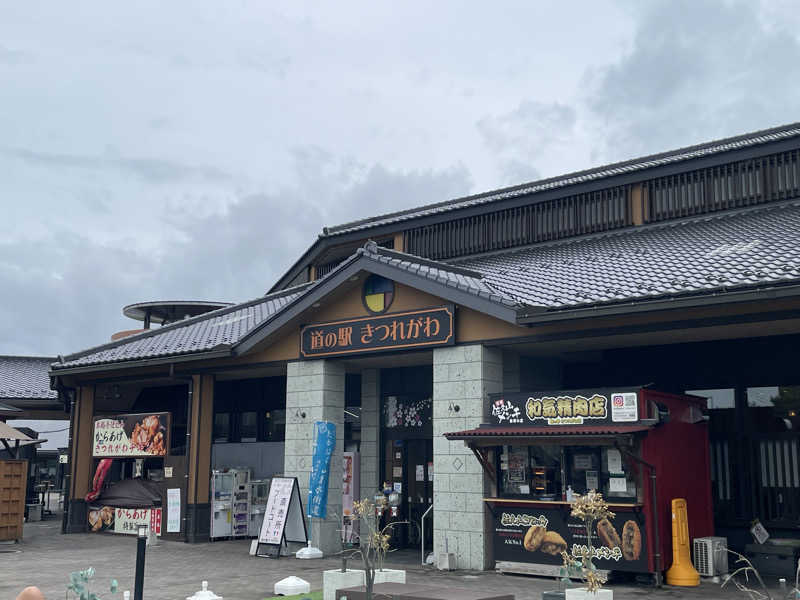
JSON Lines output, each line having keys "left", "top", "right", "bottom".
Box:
{"left": 211, "top": 468, "right": 250, "bottom": 539}
{"left": 248, "top": 478, "right": 270, "bottom": 538}
{"left": 211, "top": 470, "right": 233, "bottom": 539}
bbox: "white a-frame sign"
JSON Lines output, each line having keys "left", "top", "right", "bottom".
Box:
{"left": 256, "top": 476, "right": 308, "bottom": 557}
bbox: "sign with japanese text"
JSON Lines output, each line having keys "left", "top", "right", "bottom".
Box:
{"left": 488, "top": 389, "right": 641, "bottom": 427}
{"left": 257, "top": 477, "right": 307, "bottom": 555}
{"left": 307, "top": 421, "right": 336, "bottom": 519}
{"left": 492, "top": 504, "right": 649, "bottom": 573}
{"left": 93, "top": 412, "right": 170, "bottom": 457}
{"left": 300, "top": 306, "right": 454, "bottom": 358}
{"left": 88, "top": 505, "right": 162, "bottom": 536}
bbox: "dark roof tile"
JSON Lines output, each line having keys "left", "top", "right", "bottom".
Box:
{"left": 0, "top": 356, "right": 58, "bottom": 400}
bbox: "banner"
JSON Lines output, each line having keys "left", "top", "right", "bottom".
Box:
{"left": 492, "top": 504, "right": 648, "bottom": 573}
{"left": 307, "top": 421, "right": 336, "bottom": 519}
{"left": 93, "top": 412, "right": 170, "bottom": 457}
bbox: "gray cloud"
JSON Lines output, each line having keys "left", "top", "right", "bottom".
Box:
{"left": 0, "top": 147, "right": 234, "bottom": 184}
{"left": 585, "top": 0, "right": 800, "bottom": 161}
{"left": 477, "top": 101, "right": 577, "bottom": 185}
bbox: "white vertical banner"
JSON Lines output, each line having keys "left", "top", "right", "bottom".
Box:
{"left": 167, "top": 488, "right": 181, "bottom": 533}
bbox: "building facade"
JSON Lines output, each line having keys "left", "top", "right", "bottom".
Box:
{"left": 52, "top": 123, "right": 800, "bottom": 570}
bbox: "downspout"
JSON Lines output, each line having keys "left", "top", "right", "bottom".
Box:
{"left": 61, "top": 385, "right": 76, "bottom": 534}
{"left": 615, "top": 443, "right": 661, "bottom": 587}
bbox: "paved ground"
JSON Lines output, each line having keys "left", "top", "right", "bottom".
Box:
{"left": 0, "top": 515, "right": 770, "bottom": 600}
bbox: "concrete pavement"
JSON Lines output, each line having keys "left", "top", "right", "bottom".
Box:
{"left": 0, "top": 517, "right": 763, "bottom": 600}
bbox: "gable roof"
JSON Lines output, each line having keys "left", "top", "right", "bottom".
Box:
{"left": 52, "top": 283, "right": 313, "bottom": 373}
{"left": 0, "top": 356, "right": 58, "bottom": 403}
{"left": 52, "top": 199, "right": 800, "bottom": 375}
{"left": 271, "top": 121, "right": 800, "bottom": 291}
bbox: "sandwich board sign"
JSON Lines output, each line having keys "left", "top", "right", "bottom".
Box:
{"left": 256, "top": 477, "right": 307, "bottom": 557}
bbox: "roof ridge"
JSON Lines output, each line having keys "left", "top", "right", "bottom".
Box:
{"left": 366, "top": 242, "right": 486, "bottom": 279}
{"left": 324, "top": 121, "right": 800, "bottom": 236}
{"left": 0, "top": 355, "right": 56, "bottom": 360}
{"left": 57, "top": 282, "right": 316, "bottom": 365}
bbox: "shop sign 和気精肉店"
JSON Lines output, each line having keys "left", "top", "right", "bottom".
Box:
{"left": 488, "top": 389, "right": 640, "bottom": 427}
{"left": 300, "top": 305, "right": 454, "bottom": 359}
{"left": 93, "top": 412, "right": 171, "bottom": 457}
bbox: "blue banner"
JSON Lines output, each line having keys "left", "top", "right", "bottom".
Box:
{"left": 307, "top": 421, "right": 336, "bottom": 519}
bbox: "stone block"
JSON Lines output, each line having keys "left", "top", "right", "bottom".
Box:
{"left": 434, "top": 346, "right": 466, "bottom": 365}
{"left": 433, "top": 473, "right": 449, "bottom": 492}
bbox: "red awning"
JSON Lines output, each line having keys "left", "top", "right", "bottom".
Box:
{"left": 444, "top": 424, "right": 652, "bottom": 440}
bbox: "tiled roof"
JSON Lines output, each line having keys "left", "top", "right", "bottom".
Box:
{"left": 0, "top": 356, "right": 57, "bottom": 400}
{"left": 53, "top": 284, "right": 312, "bottom": 370}
{"left": 444, "top": 424, "right": 652, "bottom": 439}
{"left": 457, "top": 201, "right": 800, "bottom": 311}
{"left": 359, "top": 242, "right": 517, "bottom": 307}
{"left": 326, "top": 122, "right": 800, "bottom": 236}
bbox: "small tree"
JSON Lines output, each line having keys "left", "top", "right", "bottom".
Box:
{"left": 66, "top": 568, "right": 118, "bottom": 600}
{"left": 342, "top": 497, "right": 406, "bottom": 600}
{"left": 569, "top": 490, "right": 614, "bottom": 593}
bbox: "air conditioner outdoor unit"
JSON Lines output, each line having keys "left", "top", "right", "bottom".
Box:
{"left": 693, "top": 536, "right": 729, "bottom": 577}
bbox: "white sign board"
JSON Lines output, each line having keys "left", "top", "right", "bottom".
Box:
{"left": 167, "top": 488, "right": 181, "bottom": 533}
{"left": 611, "top": 392, "right": 638, "bottom": 422}
{"left": 113, "top": 508, "right": 162, "bottom": 536}
{"left": 258, "top": 477, "right": 307, "bottom": 553}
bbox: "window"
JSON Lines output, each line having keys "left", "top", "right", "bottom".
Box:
{"left": 686, "top": 388, "right": 735, "bottom": 410}
{"left": 240, "top": 411, "right": 258, "bottom": 442}
{"left": 213, "top": 413, "right": 230, "bottom": 443}
{"left": 747, "top": 386, "right": 800, "bottom": 431}
{"left": 264, "top": 410, "right": 285, "bottom": 442}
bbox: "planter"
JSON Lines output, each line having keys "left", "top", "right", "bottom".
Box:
{"left": 373, "top": 568, "right": 406, "bottom": 584}
{"left": 324, "top": 569, "right": 365, "bottom": 600}
{"left": 565, "top": 589, "right": 612, "bottom": 600}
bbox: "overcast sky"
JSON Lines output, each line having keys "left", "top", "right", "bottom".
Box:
{"left": 2, "top": 0, "right": 800, "bottom": 358}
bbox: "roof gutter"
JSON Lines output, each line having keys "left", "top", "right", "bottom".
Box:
{"left": 516, "top": 283, "right": 800, "bottom": 325}
{"left": 48, "top": 347, "right": 233, "bottom": 377}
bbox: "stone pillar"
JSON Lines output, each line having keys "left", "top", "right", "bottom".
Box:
{"left": 433, "top": 345, "right": 502, "bottom": 570}
{"left": 284, "top": 359, "right": 345, "bottom": 555}
{"left": 186, "top": 374, "right": 214, "bottom": 542}
{"left": 360, "top": 368, "right": 380, "bottom": 502}
{"left": 66, "top": 385, "right": 94, "bottom": 533}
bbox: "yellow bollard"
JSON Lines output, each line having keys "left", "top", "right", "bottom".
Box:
{"left": 666, "top": 498, "right": 700, "bottom": 586}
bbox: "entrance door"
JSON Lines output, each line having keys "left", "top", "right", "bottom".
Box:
{"left": 382, "top": 438, "right": 433, "bottom": 548}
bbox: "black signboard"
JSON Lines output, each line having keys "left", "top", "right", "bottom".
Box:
{"left": 300, "top": 306, "right": 454, "bottom": 359}
{"left": 492, "top": 504, "right": 649, "bottom": 573}
{"left": 488, "top": 388, "right": 641, "bottom": 427}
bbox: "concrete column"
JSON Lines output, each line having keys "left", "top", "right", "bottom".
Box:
{"left": 360, "top": 368, "right": 380, "bottom": 502}
{"left": 284, "top": 359, "right": 345, "bottom": 555}
{"left": 433, "top": 345, "right": 502, "bottom": 570}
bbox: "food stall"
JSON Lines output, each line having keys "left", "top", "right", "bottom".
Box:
{"left": 86, "top": 412, "right": 182, "bottom": 539}
{"left": 444, "top": 387, "right": 714, "bottom": 581}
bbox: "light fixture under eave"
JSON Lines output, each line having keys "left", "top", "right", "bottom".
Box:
{"left": 349, "top": 275, "right": 359, "bottom": 282}
{"left": 312, "top": 302, "right": 322, "bottom": 308}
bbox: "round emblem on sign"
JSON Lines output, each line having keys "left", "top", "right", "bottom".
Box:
{"left": 363, "top": 274, "right": 394, "bottom": 314}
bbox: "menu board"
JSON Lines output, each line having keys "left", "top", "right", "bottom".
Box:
{"left": 93, "top": 413, "right": 170, "bottom": 457}
{"left": 257, "top": 477, "right": 307, "bottom": 556}
{"left": 492, "top": 504, "right": 649, "bottom": 573}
